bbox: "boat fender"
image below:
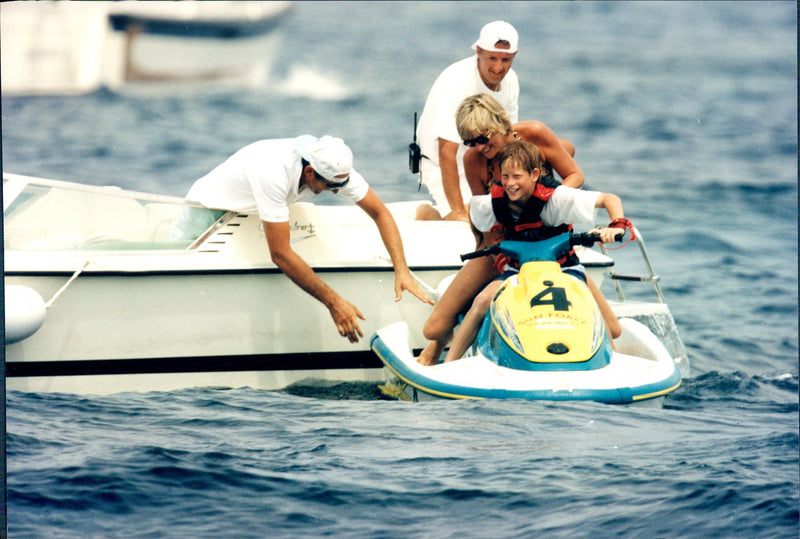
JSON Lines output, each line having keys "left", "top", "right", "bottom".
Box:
{"left": 5, "top": 285, "right": 47, "bottom": 343}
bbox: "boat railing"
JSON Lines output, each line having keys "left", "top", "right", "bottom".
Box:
{"left": 598, "top": 227, "right": 666, "bottom": 304}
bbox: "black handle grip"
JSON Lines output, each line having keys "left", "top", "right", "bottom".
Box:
{"left": 460, "top": 244, "right": 501, "bottom": 262}
{"left": 570, "top": 233, "right": 602, "bottom": 247}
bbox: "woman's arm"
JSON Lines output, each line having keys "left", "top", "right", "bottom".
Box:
{"left": 515, "top": 121, "right": 584, "bottom": 188}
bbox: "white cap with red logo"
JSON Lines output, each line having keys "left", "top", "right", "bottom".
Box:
{"left": 472, "top": 21, "right": 519, "bottom": 53}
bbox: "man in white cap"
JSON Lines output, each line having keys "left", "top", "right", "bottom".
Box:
{"left": 415, "top": 20, "right": 520, "bottom": 222}
{"left": 180, "top": 135, "right": 433, "bottom": 343}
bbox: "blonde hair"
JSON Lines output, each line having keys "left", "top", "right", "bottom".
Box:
{"left": 497, "top": 140, "right": 544, "bottom": 175}
{"left": 455, "top": 94, "right": 514, "bottom": 141}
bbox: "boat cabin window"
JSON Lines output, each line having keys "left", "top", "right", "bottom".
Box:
{"left": 3, "top": 181, "right": 223, "bottom": 251}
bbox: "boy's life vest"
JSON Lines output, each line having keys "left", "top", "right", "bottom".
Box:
{"left": 490, "top": 176, "right": 579, "bottom": 267}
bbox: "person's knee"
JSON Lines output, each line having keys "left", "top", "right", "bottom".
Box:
{"left": 415, "top": 203, "right": 442, "bottom": 221}
{"left": 423, "top": 315, "right": 452, "bottom": 341}
{"left": 466, "top": 285, "right": 497, "bottom": 321}
{"left": 473, "top": 288, "right": 494, "bottom": 312}
{"left": 422, "top": 318, "right": 443, "bottom": 341}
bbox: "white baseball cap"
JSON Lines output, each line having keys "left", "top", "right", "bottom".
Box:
{"left": 294, "top": 135, "right": 353, "bottom": 183}
{"left": 472, "top": 21, "right": 518, "bottom": 54}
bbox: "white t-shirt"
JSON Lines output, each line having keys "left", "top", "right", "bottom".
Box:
{"left": 470, "top": 186, "right": 600, "bottom": 232}
{"left": 417, "top": 56, "right": 519, "bottom": 167}
{"left": 185, "top": 138, "right": 370, "bottom": 222}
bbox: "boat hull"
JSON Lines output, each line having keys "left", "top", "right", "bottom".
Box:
{"left": 6, "top": 269, "right": 454, "bottom": 394}
{"left": 3, "top": 174, "right": 476, "bottom": 394}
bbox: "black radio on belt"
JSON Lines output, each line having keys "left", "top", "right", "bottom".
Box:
{"left": 409, "top": 112, "right": 421, "bottom": 174}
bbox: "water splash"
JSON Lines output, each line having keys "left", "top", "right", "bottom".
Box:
{"left": 273, "top": 65, "right": 355, "bottom": 101}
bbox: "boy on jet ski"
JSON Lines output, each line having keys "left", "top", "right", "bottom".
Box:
{"left": 418, "top": 140, "right": 631, "bottom": 365}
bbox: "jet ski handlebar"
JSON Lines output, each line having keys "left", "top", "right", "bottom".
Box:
{"left": 459, "top": 232, "right": 607, "bottom": 262}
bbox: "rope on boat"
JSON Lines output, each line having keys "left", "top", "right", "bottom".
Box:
{"left": 45, "top": 260, "right": 90, "bottom": 309}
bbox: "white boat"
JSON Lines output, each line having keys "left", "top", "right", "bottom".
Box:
{"left": 0, "top": 1, "right": 291, "bottom": 95}
{"left": 3, "top": 173, "right": 476, "bottom": 394}
{"left": 4, "top": 173, "right": 683, "bottom": 395}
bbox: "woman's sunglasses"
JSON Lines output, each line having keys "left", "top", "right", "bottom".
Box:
{"left": 463, "top": 134, "right": 490, "bottom": 147}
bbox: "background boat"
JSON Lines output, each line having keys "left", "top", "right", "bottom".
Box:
{"left": 0, "top": 1, "right": 292, "bottom": 95}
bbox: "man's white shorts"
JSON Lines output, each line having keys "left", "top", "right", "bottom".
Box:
{"left": 419, "top": 157, "right": 471, "bottom": 215}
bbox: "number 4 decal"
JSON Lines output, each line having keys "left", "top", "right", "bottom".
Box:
{"left": 530, "top": 280, "right": 571, "bottom": 311}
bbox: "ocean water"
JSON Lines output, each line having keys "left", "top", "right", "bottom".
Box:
{"left": 3, "top": 2, "right": 798, "bottom": 538}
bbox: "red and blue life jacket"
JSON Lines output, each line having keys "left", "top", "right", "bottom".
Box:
{"left": 490, "top": 177, "right": 579, "bottom": 267}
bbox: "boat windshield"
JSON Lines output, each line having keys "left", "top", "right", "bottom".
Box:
{"left": 3, "top": 180, "right": 221, "bottom": 251}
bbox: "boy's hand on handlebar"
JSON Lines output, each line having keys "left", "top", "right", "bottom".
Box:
{"left": 588, "top": 226, "right": 626, "bottom": 244}
{"left": 590, "top": 218, "right": 632, "bottom": 244}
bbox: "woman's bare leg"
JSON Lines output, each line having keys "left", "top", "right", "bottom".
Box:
{"left": 444, "top": 280, "right": 502, "bottom": 362}
{"left": 417, "top": 255, "right": 499, "bottom": 365}
{"left": 586, "top": 274, "right": 621, "bottom": 340}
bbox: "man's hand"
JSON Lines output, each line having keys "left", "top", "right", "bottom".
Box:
{"left": 394, "top": 271, "right": 435, "bottom": 305}
{"left": 264, "top": 219, "right": 367, "bottom": 343}
{"left": 328, "top": 296, "right": 366, "bottom": 343}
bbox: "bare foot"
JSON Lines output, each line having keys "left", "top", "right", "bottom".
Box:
{"left": 416, "top": 343, "right": 441, "bottom": 366}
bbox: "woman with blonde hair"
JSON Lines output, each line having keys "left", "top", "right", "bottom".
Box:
{"left": 415, "top": 93, "right": 583, "bottom": 220}
{"left": 457, "top": 93, "right": 584, "bottom": 196}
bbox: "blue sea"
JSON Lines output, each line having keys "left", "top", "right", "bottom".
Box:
{"left": 3, "top": 2, "right": 798, "bottom": 537}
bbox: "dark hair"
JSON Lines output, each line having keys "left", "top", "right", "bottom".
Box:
{"left": 301, "top": 157, "right": 322, "bottom": 181}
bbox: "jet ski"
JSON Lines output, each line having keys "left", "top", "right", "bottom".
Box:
{"left": 371, "top": 232, "right": 682, "bottom": 404}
